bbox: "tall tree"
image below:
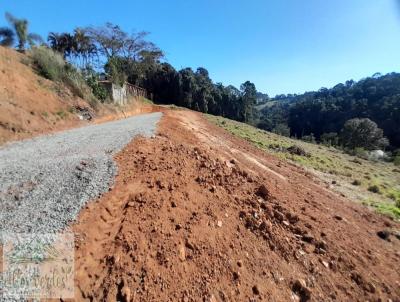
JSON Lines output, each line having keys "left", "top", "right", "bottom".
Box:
{"left": 48, "top": 32, "right": 75, "bottom": 58}
{"left": 240, "top": 81, "right": 257, "bottom": 123}
{"left": 4, "top": 12, "right": 42, "bottom": 51}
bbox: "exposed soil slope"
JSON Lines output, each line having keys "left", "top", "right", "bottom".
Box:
{"left": 0, "top": 46, "right": 92, "bottom": 144}
{"left": 73, "top": 109, "right": 400, "bottom": 302}
{"left": 0, "top": 46, "right": 153, "bottom": 145}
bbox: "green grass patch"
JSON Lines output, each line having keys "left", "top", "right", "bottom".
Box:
{"left": 362, "top": 200, "right": 400, "bottom": 220}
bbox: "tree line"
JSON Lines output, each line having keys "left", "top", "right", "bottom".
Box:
{"left": 0, "top": 13, "right": 258, "bottom": 123}
{"left": 258, "top": 73, "right": 400, "bottom": 150}
{"left": 1, "top": 12, "right": 399, "bottom": 151}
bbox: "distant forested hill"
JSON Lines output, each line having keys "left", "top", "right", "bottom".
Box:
{"left": 258, "top": 73, "right": 400, "bottom": 149}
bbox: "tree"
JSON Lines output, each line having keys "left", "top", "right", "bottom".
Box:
{"left": 0, "top": 27, "right": 14, "bottom": 47}
{"left": 48, "top": 32, "right": 75, "bottom": 58}
{"left": 84, "top": 23, "right": 126, "bottom": 59}
{"left": 3, "top": 12, "right": 42, "bottom": 51}
{"left": 48, "top": 29, "right": 97, "bottom": 68}
{"left": 84, "top": 23, "right": 162, "bottom": 63}
{"left": 240, "top": 81, "right": 257, "bottom": 123}
{"left": 340, "top": 118, "right": 389, "bottom": 150}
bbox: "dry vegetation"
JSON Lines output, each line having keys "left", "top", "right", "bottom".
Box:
{"left": 208, "top": 115, "right": 400, "bottom": 219}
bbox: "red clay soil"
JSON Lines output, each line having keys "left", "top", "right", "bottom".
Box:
{"left": 72, "top": 109, "right": 400, "bottom": 302}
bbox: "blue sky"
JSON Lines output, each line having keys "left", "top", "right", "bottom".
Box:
{"left": 1, "top": 0, "right": 400, "bottom": 96}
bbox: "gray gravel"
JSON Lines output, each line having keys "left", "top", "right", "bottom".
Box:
{"left": 0, "top": 112, "right": 162, "bottom": 235}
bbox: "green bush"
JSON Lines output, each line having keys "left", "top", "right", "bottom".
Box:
{"left": 30, "top": 46, "right": 65, "bottom": 81}
{"left": 394, "top": 155, "right": 400, "bottom": 166}
{"left": 30, "top": 46, "right": 96, "bottom": 104}
{"left": 62, "top": 64, "right": 91, "bottom": 99}
{"left": 86, "top": 75, "right": 109, "bottom": 102}
{"left": 320, "top": 132, "right": 339, "bottom": 146}
{"left": 352, "top": 147, "right": 369, "bottom": 159}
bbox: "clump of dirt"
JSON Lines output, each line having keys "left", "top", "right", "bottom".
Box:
{"left": 73, "top": 110, "right": 400, "bottom": 302}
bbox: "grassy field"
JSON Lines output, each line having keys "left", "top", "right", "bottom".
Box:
{"left": 207, "top": 115, "right": 400, "bottom": 220}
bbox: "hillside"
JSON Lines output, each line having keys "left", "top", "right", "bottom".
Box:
{"left": 258, "top": 73, "right": 400, "bottom": 149}
{"left": 0, "top": 46, "right": 150, "bottom": 145}
{"left": 0, "top": 46, "right": 94, "bottom": 144}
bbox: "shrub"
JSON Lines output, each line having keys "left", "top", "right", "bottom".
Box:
{"left": 86, "top": 75, "right": 109, "bottom": 102}
{"left": 320, "top": 132, "right": 339, "bottom": 146}
{"left": 30, "top": 46, "right": 97, "bottom": 104}
{"left": 368, "top": 185, "right": 381, "bottom": 194}
{"left": 286, "top": 145, "right": 310, "bottom": 157}
{"left": 352, "top": 180, "right": 362, "bottom": 186}
{"left": 30, "top": 46, "right": 65, "bottom": 81}
{"left": 394, "top": 155, "right": 400, "bottom": 166}
{"left": 352, "top": 147, "right": 369, "bottom": 159}
{"left": 62, "top": 65, "right": 90, "bottom": 99}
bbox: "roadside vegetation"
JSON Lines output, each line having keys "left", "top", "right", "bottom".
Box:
{"left": 1, "top": 12, "right": 400, "bottom": 154}
{"left": 1, "top": 13, "right": 258, "bottom": 123}
{"left": 208, "top": 115, "right": 400, "bottom": 220}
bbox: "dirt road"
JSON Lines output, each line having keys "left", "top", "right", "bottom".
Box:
{"left": 73, "top": 109, "right": 400, "bottom": 302}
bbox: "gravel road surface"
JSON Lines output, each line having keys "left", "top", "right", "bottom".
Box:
{"left": 0, "top": 112, "right": 162, "bottom": 235}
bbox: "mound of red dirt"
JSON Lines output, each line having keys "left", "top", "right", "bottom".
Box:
{"left": 73, "top": 110, "right": 400, "bottom": 301}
